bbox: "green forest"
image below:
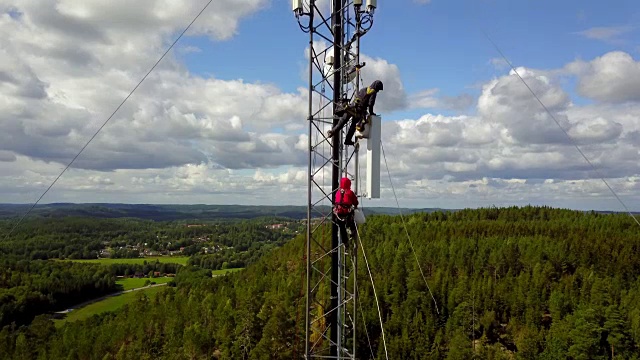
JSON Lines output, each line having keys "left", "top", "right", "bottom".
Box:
{"left": 0, "top": 260, "right": 116, "bottom": 328}
{"left": 0, "top": 216, "right": 298, "bottom": 267}
{"left": 0, "top": 203, "right": 434, "bottom": 221}
{"left": 2, "top": 206, "right": 640, "bottom": 359}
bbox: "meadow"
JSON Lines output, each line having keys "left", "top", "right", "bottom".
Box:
{"left": 53, "top": 270, "right": 242, "bottom": 327}
{"left": 211, "top": 268, "right": 244, "bottom": 276}
{"left": 55, "top": 286, "right": 169, "bottom": 326}
{"left": 116, "top": 277, "right": 173, "bottom": 291}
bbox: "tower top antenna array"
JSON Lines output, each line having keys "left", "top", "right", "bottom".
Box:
{"left": 292, "top": 0, "right": 379, "bottom": 358}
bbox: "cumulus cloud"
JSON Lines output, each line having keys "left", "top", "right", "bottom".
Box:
{"left": 358, "top": 54, "right": 408, "bottom": 112}
{"left": 0, "top": 153, "right": 314, "bottom": 205}
{"left": 0, "top": 0, "right": 366, "bottom": 205}
{"left": 375, "top": 104, "right": 639, "bottom": 207}
{"left": 1, "top": 1, "right": 640, "bottom": 210}
{"left": 366, "top": 56, "right": 640, "bottom": 210}
{"left": 0, "top": 0, "right": 311, "bottom": 173}
{"left": 477, "top": 67, "right": 574, "bottom": 144}
{"left": 566, "top": 51, "right": 640, "bottom": 103}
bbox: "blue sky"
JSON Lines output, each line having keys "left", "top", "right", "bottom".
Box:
{"left": 178, "top": 0, "right": 640, "bottom": 117}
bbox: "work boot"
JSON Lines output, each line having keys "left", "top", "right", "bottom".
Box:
{"left": 344, "top": 138, "right": 355, "bottom": 146}
{"left": 327, "top": 130, "right": 334, "bottom": 138}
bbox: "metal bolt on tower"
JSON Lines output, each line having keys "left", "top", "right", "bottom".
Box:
{"left": 293, "top": 0, "right": 377, "bottom": 358}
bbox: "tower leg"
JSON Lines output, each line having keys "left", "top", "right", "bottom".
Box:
{"left": 329, "top": 0, "right": 343, "bottom": 356}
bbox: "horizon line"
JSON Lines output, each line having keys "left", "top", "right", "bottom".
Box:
{"left": 0, "top": 202, "right": 638, "bottom": 214}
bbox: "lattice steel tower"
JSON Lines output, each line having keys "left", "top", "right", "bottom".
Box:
{"left": 293, "top": 0, "right": 378, "bottom": 358}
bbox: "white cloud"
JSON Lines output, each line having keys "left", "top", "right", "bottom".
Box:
{"left": 408, "top": 89, "right": 439, "bottom": 109}
{"left": 409, "top": 88, "right": 475, "bottom": 111}
{"left": 1, "top": 2, "right": 640, "bottom": 211}
{"left": 0, "top": 0, "right": 311, "bottom": 173}
{"left": 367, "top": 56, "right": 640, "bottom": 210}
{"left": 477, "top": 66, "right": 575, "bottom": 145}
{"left": 489, "top": 57, "right": 509, "bottom": 70}
{"left": 574, "top": 25, "right": 633, "bottom": 42}
{"left": 566, "top": 51, "right": 640, "bottom": 103}
{"left": 0, "top": 150, "right": 16, "bottom": 162}
{"left": 0, "top": 155, "right": 312, "bottom": 205}
{"left": 567, "top": 116, "right": 623, "bottom": 144}
{"left": 440, "top": 94, "right": 475, "bottom": 111}
{"left": 358, "top": 54, "right": 408, "bottom": 112}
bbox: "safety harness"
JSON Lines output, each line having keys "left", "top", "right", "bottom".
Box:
{"left": 333, "top": 188, "right": 352, "bottom": 217}
{"left": 356, "top": 114, "right": 371, "bottom": 132}
{"left": 353, "top": 87, "right": 374, "bottom": 107}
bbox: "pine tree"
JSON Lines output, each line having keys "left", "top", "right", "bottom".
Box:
{"left": 567, "top": 308, "right": 604, "bottom": 360}
{"left": 604, "top": 305, "right": 632, "bottom": 358}
{"left": 446, "top": 328, "right": 473, "bottom": 360}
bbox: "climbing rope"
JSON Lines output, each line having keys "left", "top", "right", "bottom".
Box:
{"left": 354, "top": 225, "right": 389, "bottom": 360}
{"left": 380, "top": 140, "right": 440, "bottom": 315}
{"left": 356, "top": 283, "right": 376, "bottom": 360}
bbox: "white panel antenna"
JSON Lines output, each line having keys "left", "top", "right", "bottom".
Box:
{"left": 366, "top": 115, "right": 381, "bottom": 199}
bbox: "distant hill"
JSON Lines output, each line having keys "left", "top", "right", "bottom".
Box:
{"left": 0, "top": 203, "right": 448, "bottom": 221}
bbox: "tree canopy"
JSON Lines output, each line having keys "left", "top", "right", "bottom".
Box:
{"left": 2, "top": 206, "right": 640, "bottom": 359}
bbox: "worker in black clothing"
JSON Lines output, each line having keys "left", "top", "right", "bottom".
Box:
{"left": 328, "top": 80, "right": 383, "bottom": 146}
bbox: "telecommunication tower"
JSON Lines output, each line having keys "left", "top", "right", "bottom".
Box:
{"left": 293, "top": 0, "right": 380, "bottom": 358}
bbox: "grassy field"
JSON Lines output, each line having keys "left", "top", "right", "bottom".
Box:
{"left": 55, "top": 286, "right": 169, "bottom": 326}
{"left": 61, "top": 256, "right": 190, "bottom": 265}
{"left": 116, "top": 277, "right": 173, "bottom": 291}
{"left": 53, "top": 271, "right": 241, "bottom": 327}
{"left": 212, "top": 268, "right": 244, "bottom": 276}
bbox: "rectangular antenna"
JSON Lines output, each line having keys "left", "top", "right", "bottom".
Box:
{"left": 366, "top": 115, "right": 381, "bottom": 199}
{"left": 292, "top": 0, "right": 303, "bottom": 12}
